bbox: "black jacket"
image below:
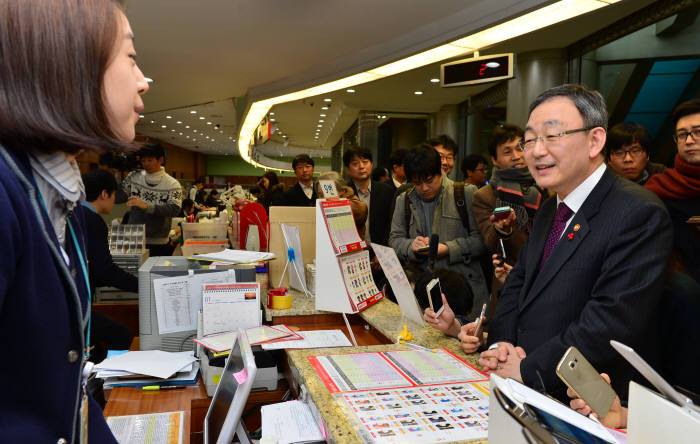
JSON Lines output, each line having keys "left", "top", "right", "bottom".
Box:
{"left": 348, "top": 180, "right": 395, "bottom": 246}
{"left": 83, "top": 205, "right": 138, "bottom": 293}
{"left": 271, "top": 182, "right": 317, "bottom": 207}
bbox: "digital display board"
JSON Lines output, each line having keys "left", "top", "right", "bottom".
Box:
{"left": 441, "top": 53, "right": 514, "bottom": 87}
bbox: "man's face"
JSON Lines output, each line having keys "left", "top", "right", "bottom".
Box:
{"left": 140, "top": 156, "right": 163, "bottom": 174}
{"left": 346, "top": 155, "right": 372, "bottom": 182}
{"left": 607, "top": 143, "right": 649, "bottom": 181}
{"left": 103, "top": 191, "right": 116, "bottom": 215}
{"left": 675, "top": 113, "right": 700, "bottom": 165}
{"left": 523, "top": 97, "right": 603, "bottom": 198}
{"left": 434, "top": 145, "right": 455, "bottom": 175}
{"left": 412, "top": 174, "right": 442, "bottom": 200}
{"left": 393, "top": 164, "right": 406, "bottom": 183}
{"left": 294, "top": 162, "right": 314, "bottom": 183}
{"left": 492, "top": 137, "right": 525, "bottom": 170}
{"left": 467, "top": 162, "right": 489, "bottom": 187}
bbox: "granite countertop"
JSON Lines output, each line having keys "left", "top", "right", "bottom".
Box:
{"left": 285, "top": 298, "right": 486, "bottom": 443}
{"left": 262, "top": 287, "right": 331, "bottom": 322}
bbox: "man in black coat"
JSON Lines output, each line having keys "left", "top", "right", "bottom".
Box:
{"left": 479, "top": 85, "right": 672, "bottom": 402}
{"left": 82, "top": 169, "right": 135, "bottom": 363}
{"left": 344, "top": 146, "right": 395, "bottom": 246}
{"left": 272, "top": 154, "right": 317, "bottom": 207}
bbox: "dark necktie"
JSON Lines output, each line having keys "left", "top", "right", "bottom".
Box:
{"left": 540, "top": 202, "right": 573, "bottom": 269}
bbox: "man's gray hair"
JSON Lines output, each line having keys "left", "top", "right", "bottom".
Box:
{"left": 528, "top": 84, "right": 608, "bottom": 130}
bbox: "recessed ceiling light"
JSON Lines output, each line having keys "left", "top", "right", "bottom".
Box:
{"left": 317, "top": 124, "right": 322, "bottom": 127}
{"left": 193, "top": 138, "right": 196, "bottom": 141}
{"left": 321, "top": 106, "right": 329, "bottom": 110}
{"left": 139, "top": 115, "right": 144, "bottom": 119}
{"left": 270, "top": 118, "right": 275, "bottom": 122}
{"left": 320, "top": 114, "right": 327, "bottom": 117}
{"left": 161, "top": 125, "right": 166, "bottom": 128}
{"left": 145, "top": 77, "right": 154, "bottom": 83}
{"left": 207, "top": 122, "right": 212, "bottom": 125}
{"left": 150, "top": 120, "right": 155, "bottom": 124}
{"left": 166, "top": 115, "right": 172, "bottom": 119}
{"left": 269, "top": 112, "right": 275, "bottom": 116}
{"left": 171, "top": 129, "right": 175, "bottom": 132}
{"left": 193, "top": 130, "right": 197, "bottom": 133}
{"left": 190, "top": 110, "right": 197, "bottom": 114}
{"left": 220, "top": 130, "right": 224, "bottom": 134}
{"left": 199, "top": 116, "right": 205, "bottom": 120}
{"left": 179, "top": 132, "right": 183, "bottom": 135}
{"left": 283, "top": 135, "right": 287, "bottom": 138}
{"left": 176, "top": 121, "right": 182, "bottom": 124}
{"left": 324, "top": 98, "right": 332, "bottom": 102}
{"left": 319, "top": 119, "right": 324, "bottom": 123}
{"left": 346, "top": 89, "right": 355, "bottom": 93}
{"left": 186, "top": 135, "right": 190, "bottom": 138}
{"left": 414, "top": 91, "right": 423, "bottom": 95}
{"left": 485, "top": 62, "right": 500, "bottom": 68}
{"left": 430, "top": 78, "right": 440, "bottom": 83}
{"left": 185, "top": 125, "right": 190, "bottom": 129}
{"left": 229, "top": 136, "right": 233, "bottom": 139}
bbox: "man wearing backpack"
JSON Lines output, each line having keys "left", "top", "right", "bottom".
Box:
{"left": 389, "top": 145, "right": 489, "bottom": 319}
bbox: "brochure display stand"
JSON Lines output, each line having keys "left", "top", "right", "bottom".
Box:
{"left": 315, "top": 199, "right": 383, "bottom": 314}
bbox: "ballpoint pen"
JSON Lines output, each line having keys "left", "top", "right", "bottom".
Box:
{"left": 142, "top": 385, "right": 189, "bottom": 390}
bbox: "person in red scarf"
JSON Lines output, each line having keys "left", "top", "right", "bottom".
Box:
{"left": 645, "top": 99, "right": 700, "bottom": 283}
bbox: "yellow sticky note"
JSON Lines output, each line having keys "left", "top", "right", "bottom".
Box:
{"left": 213, "top": 374, "right": 221, "bottom": 385}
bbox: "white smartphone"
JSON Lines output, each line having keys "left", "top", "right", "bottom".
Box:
{"left": 426, "top": 278, "right": 444, "bottom": 318}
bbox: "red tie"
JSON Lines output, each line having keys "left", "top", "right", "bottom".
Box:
{"left": 540, "top": 202, "right": 573, "bottom": 269}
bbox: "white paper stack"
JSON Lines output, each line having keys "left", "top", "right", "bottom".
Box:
{"left": 95, "top": 350, "right": 198, "bottom": 388}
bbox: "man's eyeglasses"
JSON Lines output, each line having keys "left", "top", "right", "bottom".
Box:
{"left": 610, "top": 146, "right": 645, "bottom": 159}
{"left": 673, "top": 128, "right": 700, "bottom": 143}
{"left": 518, "top": 127, "right": 596, "bottom": 152}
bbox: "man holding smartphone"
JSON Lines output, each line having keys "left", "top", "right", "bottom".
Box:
{"left": 389, "top": 145, "right": 489, "bottom": 319}
{"left": 480, "top": 84, "right": 672, "bottom": 402}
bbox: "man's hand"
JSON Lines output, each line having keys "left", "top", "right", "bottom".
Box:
{"left": 457, "top": 321, "right": 484, "bottom": 354}
{"left": 437, "top": 242, "right": 449, "bottom": 258}
{"left": 126, "top": 196, "right": 148, "bottom": 210}
{"left": 479, "top": 342, "right": 511, "bottom": 374}
{"left": 424, "top": 293, "right": 460, "bottom": 337}
{"left": 489, "top": 209, "right": 517, "bottom": 233}
{"left": 492, "top": 254, "right": 513, "bottom": 285}
{"left": 568, "top": 373, "right": 627, "bottom": 429}
{"left": 411, "top": 236, "right": 430, "bottom": 254}
{"left": 493, "top": 345, "right": 526, "bottom": 382}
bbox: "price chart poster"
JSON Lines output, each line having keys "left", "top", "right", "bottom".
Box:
{"left": 308, "top": 348, "right": 487, "bottom": 394}
{"left": 320, "top": 199, "right": 366, "bottom": 254}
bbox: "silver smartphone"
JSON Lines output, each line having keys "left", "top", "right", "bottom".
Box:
{"left": 426, "top": 278, "right": 444, "bottom": 317}
{"left": 556, "top": 346, "right": 617, "bottom": 418}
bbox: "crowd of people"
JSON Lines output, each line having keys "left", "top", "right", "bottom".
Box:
{"left": 0, "top": 0, "right": 698, "bottom": 440}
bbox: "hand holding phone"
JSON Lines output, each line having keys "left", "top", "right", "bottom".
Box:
{"left": 472, "top": 303, "right": 487, "bottom": 340}
{"left": 426, "top": 278, "right": 444, "bottom": 318}
{"left": 556, "top": 346, "right": 618, "bottom": 418}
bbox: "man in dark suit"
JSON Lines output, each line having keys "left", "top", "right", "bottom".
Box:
{"left": 388, "top": 148, "right": 408, "bottom": 194}
{"left": 344, "top": 146, "right": 395, "bottom": 246}
{"left": 479, "top": 84, "right": 672, "bottom": 402}
{"left": 272, "top": 154, "right": 317, "bottom": 206}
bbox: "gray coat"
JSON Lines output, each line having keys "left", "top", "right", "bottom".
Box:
{"left": 389, "top": 175, "right": 489, "bottom": 318}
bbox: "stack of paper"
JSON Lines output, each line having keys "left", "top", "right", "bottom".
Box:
{"left": 194, "top": 325, "right": 301, "bottom": 353}
{"left": 261, "top": 329, "right": 351, "bottom": 350}
{"left": 95, "top": 350, "right": 199, "bottom": 388}
{"left": 190, "top": 248, "right": 275, "bottom": 264}
{"left": 261, "top": 401, "right": 325, "bottom": 444}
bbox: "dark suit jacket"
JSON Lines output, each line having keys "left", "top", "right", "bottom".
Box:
{"left": 348, "top": 180, "right": 395, "bottom": 246}
{"left": 487, "top": 167, "right": 672, "bottom": 401}
{"left": 83, "top": 206, "right": 138, "bottom": 293}
{"left": 272, "top": 182, "right": 317, "bottom": 207}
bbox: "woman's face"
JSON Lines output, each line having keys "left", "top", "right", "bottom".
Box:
{"left": 261, "top": 177, "right": 270, "bottom": 189}
{"left": 103, "top": 11, "right": 149, "bottom": 141}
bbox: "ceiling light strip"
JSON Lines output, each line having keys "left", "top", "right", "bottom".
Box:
{"left": 237, "top": 0, "right": 619, "bottom": 169}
